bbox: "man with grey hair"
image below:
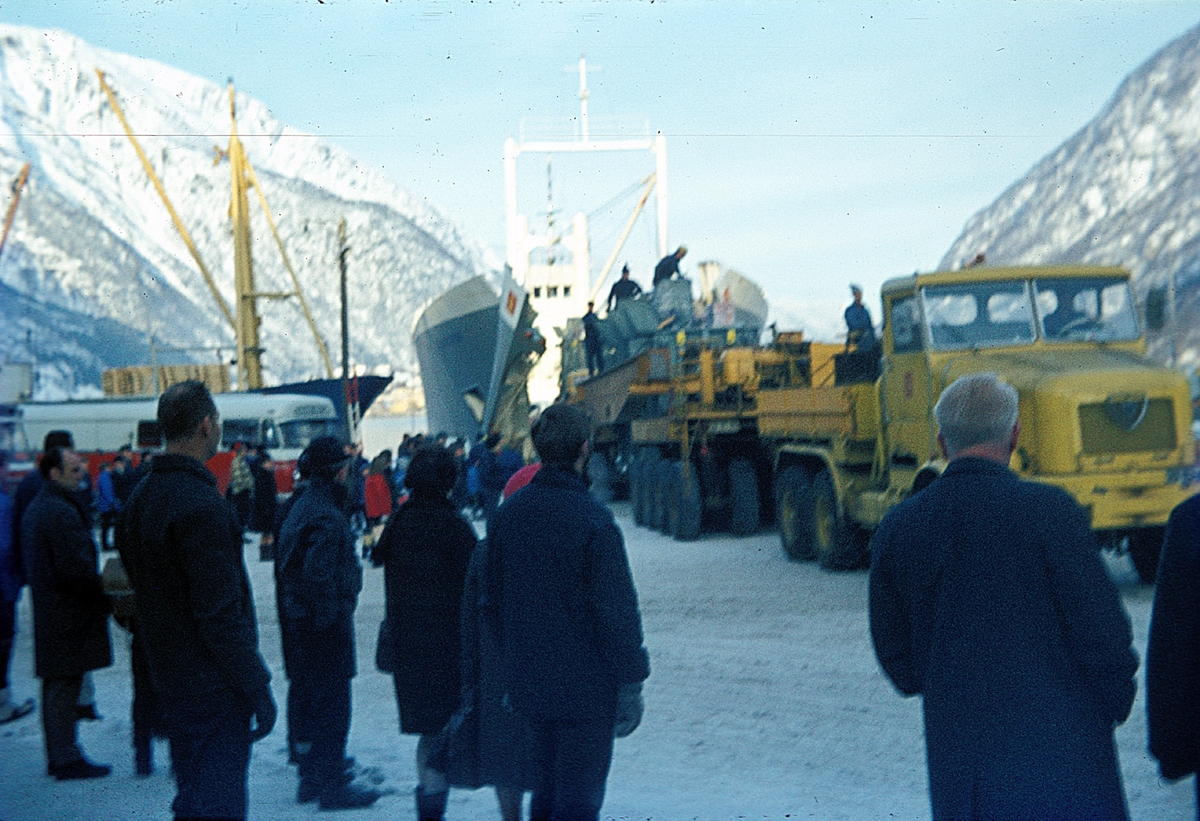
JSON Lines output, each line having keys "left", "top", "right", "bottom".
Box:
{"left": 869, "top": 372, "right": 1138, "bottom": 821}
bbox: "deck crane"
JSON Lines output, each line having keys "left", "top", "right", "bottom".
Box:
{"left": 95, "top": 70, "right": 335, "bottom": 390}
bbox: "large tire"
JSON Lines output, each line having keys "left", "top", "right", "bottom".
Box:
{"left": 649, "top": 459, "right": 668, "bottom": 532}
{"left": 812, "top": 470, "right": 858, "bottom": 571}
{"left": 630, "top": 457, "right": 647, "bottom": 526}
{"left": 657, "top": 460, "right": 678, "bottom": 534}
{"left": 728, "top": 458, "right": 760, "bottom": 536}
{"left": 1129, "top": 527, "right": 1165, "bottom": 584}
{"left": 670, "top": 460, "right": 703, "bottom": 541}
{"left": 588, "top": 451, "right": 614, "bottom": 504}
{"left": 776, "top": 466, "right": 816, "bottom": 561}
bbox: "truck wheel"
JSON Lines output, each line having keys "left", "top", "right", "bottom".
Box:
{"left": 1128, "top": 527, "right": 1165, "bottom": 584}
{"left": 588, "top": 451, "right": 614, "bottom": 504}
{"left": 776, "top": 466, "right": 816, "bottom": 561}
{"left": 670, "top": 460, "right": 702, "bottom": 541}
{"left": 649, "top": 459, "right": 668, "bottom": 532}
{"left": 658, "top": 460, "right": 678, "bottom": 534}
{"left": 728, "top": 459, "right": 759, "bottom": 536}
{"left": 631, "top": 456, "right": 647, "bottom": 525}
{"left": 812, "top": 471, "right": 856, "bottom": 571}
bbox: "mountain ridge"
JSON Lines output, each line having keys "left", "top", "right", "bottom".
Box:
{"left": 0, "top": 23, "right": 498, "bottom": 400}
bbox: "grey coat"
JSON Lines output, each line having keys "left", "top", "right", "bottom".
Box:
{"left": 21, "top": 481, "right": 112, "bottom": 680}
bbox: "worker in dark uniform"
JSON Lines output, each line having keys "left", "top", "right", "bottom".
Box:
{"left": 606, "top": 264, "right": 643, "bottom": 312}
{"left": 844, "top": 284, "right": 877, "bottom": 349}
{"left": 583, "top": 301, "right": 604, "bottom": 376}
{"left": 653, "top": 246, "right": 687, "bottom": 286}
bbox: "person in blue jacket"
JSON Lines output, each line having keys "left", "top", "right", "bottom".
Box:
{"left": 869, "top": 372, "right": 1137, "bottom": 821}
{"left": 1147, "top": 493, "right": 1200, "bottom": 817}
{"left": 484, "top": 402, "right": 649, "bottom": 821}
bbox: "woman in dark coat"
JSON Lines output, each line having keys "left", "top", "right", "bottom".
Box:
{"left": 373, "top": 444, "right": 476, "bottom": 821}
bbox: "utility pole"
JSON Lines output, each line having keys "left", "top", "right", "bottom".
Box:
{"left": 338, "top": 219, "right": 353, "bottom": 442}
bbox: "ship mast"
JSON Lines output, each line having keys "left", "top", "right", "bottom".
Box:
{"left": 227, "top": 84, "right": 264, "bottom": 390}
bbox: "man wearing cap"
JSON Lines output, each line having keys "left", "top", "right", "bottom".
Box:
{"left": 653, "top": 246, "right": 687, "bottom": 286}
{"left": 276, "top": 436, "right": 379, "bottom": 810}
{"left": 606, "top": 264, "right": 643, "bottom": 312}
{"left": 118, "top": 380, "right": 276, "bottom": 821}
{"left": 844, "top": 284, "right": 877, "bottom": 349}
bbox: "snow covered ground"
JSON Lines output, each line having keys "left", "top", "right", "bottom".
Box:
{"left": 0, "top": 503, "right": 1194, "bottom": 820}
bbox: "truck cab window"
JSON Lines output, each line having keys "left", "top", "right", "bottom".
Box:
{"left": 1034, "top": 278, "right": 1139, "bottom": 342}
{"left": 889, "top": 296, "right": 922, "bottom": 353}
{"left": 922, "top": 281, "right": 1036, "bottom": 350}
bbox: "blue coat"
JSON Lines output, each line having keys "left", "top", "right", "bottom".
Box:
{"left": 277, "top": 477, "right": 362, "bottom": 682}
{"left": 869, "top": 457, "right": 1137, "bottom": 821}
{"left": 1147, "top": 492, "right": 1200, "bottom": 781}
{"left": 485, "top": 464, "right": 649, "bottom": 723}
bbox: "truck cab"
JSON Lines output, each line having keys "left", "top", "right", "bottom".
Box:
{"left": 878, "top": 265, "right": 1194, "bottom": 579}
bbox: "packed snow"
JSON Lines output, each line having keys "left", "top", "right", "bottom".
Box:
{"left": 0, "top": 503, "right": 1193, "bottom": 820}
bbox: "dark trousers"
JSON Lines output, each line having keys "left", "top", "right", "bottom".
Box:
{"left": 131, "top": 632, "right": 161, "bottom": 749}
{"left": 527, "top": 716, "right": 614, "bottom": 821}
{"left": 286, "top": 679, "right": 310, "bottom": 762}
{"left": 296, "top": 675, "right": 351, "bottom": 790}
{"left": 165, "top": 691, "right": 252, "bottom": 820}
{"left": 41, "top": 675, "right": 83, "bottom": 768}
{"left": 0, "top": 598, "right": 14, "bottom": 690}
{"left": 99, "top": 511, "right": 120, "bottom": 550}
{"left": 585, "top": 340, "right": 604, "bottom": 375}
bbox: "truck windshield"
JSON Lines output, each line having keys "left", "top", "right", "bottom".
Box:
{"left": 922, "top": 281, "right": 1036, "bottom": 350}
{"left": 279, "top": 418, "right": 339, "bottom": 450}
{"left": 1033, "top": 277, "right": 1140, "bottom": 343}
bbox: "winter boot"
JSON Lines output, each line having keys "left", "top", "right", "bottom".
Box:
{"left": 0, "top": 688, "right": 35, "bottom": 724}
{"left": 134, "top": 734, "right": 153, "bottom": 776}
{"left": 415, "top": 786, "right": 448, "bottom": 820}
{"left": 318, "top": 781, "right": 381, "bottom": 811}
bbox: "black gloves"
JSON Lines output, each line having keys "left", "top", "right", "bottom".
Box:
{"left": 613, "top": 682, "right": 644, "bottom": 738}
{"left": 248, "top": 685, "right": 277, "bottom": 743}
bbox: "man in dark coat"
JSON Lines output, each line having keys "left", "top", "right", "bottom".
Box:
{"left": 1147, "top": 493, "right": 1200, "bottom": 814}
{"left": 117, "top": 381, "right": 276, "bottom": 821}
{"left": 276, "top": 436, "right": 379, "bottom": 810}
{"left": 22, "top": 446, "right": 112, "bottom": 779}
{"left": 605, "top": 264, "right": 643, "bottom": 312}
{"left": 652, "top": 245, "right": 686, "bottom": 285}
{"left": 485, "top": 402, "right": 650, "bottom": 821}
{"left": 869, "top": 372, "right": 1138, "bottom": 821}
{"left": 583, "top": 301, "right": 604, "bottom": 376}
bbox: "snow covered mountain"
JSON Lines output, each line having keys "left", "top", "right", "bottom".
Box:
{"left": 941, "top": 23, "right": 1200, "bottom": 370}
{"left": 0, "top": 24, "right": 497, "bottom": 399}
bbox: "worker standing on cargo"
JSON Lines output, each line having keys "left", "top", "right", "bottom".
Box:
{"left": 606, "top": 264, "right": 643, "bottom": 312}
{"left": 653, "top": 245, "right": 687, "bottom": 285}
{"left": 844, "top": 284, "right": 877, "bottom": 349}
{"left": 868, "top": 372, "right": 1138, "bottom": 821}
{"left": 583, "top": 301, "right": 604, "bottom": 376}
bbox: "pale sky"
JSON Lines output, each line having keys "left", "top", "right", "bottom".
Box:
{"left": 2, "top": 0, "right": 1199, "bottom": 334}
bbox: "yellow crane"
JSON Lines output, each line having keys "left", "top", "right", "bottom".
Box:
{"left": 96, "top": 70, "right": 335, "bottom": 390}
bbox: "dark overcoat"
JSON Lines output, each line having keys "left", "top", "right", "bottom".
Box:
{"left": 459, "top": 540, "right": 533, "bottom": 790}
{"left": 21, "top": 481, "right": 112, "bottom": 680}
{"left": 117, "top": 453, "right": 271, "bottom": 704}
{"left": 1146, "top": 492, "right": 1200, "bottom": 780}
{"left": 869, "top": 457, "right": 1138, "bottom": 821}
{"left": 276, "top": 477, "right": 361, "bottom": 682}
{"left": 372, "top": 489, "right": 475, "bottom": 734}
{"left": 485, "top": 464, "right": 649, "bottom": 723}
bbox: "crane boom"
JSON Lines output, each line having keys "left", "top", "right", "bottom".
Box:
{"left": 0, "top": 162, "right": 30, "bottom": 262}
{"left": 95, "top": 70, "right": 236, "bottom": 331}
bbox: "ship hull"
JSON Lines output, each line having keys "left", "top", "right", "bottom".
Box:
{"left": 413, "top": 276, "right": 501, "bottom": 440}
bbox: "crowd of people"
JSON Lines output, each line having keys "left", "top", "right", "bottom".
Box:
{"left": 1, "top": 382, "right": 648, "bottom": 821}
{"left": 7, "top": 371, "right": 1200, "bottom": 820}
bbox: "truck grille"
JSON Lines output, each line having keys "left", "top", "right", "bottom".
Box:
{"left": 1078, "top": 397, "right": 1176, "bottom": 455}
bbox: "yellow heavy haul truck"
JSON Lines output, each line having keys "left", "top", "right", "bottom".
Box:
{"left": 569, "top": 265, "right": 1195, "bottom": 581}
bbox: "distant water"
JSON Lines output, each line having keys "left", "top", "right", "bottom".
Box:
{"left": 359, "top": 412, "right": 427, "bottom": 459}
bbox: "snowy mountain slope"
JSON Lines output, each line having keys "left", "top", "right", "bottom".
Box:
{"left": 0, "top": 24, "right": 496, "bottom": 399}
{"left": 940, "top": 23, "right": 1200, "bottom": 369}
